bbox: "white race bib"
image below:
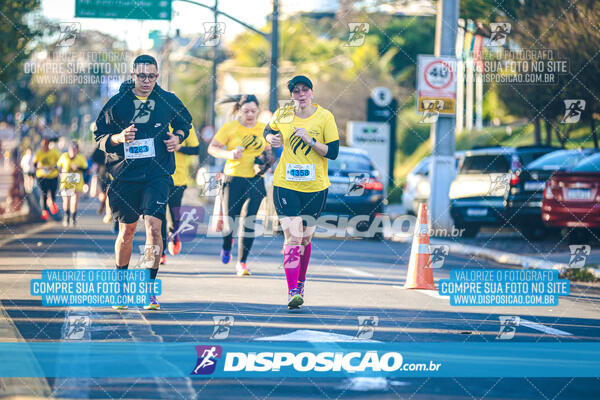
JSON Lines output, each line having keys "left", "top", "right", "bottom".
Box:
{"left": 124, "top": 138, "right": 155, "bottom": 160}
{"left": 285, "top": 163, "right": 315, "bottom": 182}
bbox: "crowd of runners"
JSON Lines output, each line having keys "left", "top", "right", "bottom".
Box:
{"left": 84, "top": 54, "right": 340, "bottom": 311}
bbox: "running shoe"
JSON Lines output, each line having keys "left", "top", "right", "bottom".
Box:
{"left": 160, "top": 254, "right": 167, "bottom": 265}
{"left": 41, "top": 210, "right": 49, "bottom": 221}
{"left": 297, "top": 280, "right": 305, "bottom": 298}
{"left": 220, "top": 249, "right": 231, "bottom": 264}
{"left": 111, "top": 305, "right": 128, "bottom": 310}
{"left": 168, "top": 235, "right": 181, "bottom": 256}
{"left": 47, "top": 199, "right": 59, "bottom": 215}
{"left": 236, "top": 262, "right": 250, "bottom": 276}
{"left": 288, "top": 288, "right": 303, "bottom": 309}
{"left": 143, "top": 295, "right": 160, "bottom": 310}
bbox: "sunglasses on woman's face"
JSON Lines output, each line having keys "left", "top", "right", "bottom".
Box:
{"left": 135, "top": 73, "right": 158, "bottom": 82}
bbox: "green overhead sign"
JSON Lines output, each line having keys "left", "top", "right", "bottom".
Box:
{"left": 75, "top": 0, "right": 172, "bottom": 20}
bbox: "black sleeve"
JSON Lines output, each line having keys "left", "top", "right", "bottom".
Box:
{"left": 93, "top": 99, "right": 120, "bottom": 154}
{"left": 169, "top": 94, "right": 192, "bottom": 142}
{"left": 177, "top": 146, "right": 200, "bottom": 155}
{"left": 263, "top": 124, "right": 279, "bottom": 139}
{"left": 325, "top": 140, "right": 339, "bottom": 160}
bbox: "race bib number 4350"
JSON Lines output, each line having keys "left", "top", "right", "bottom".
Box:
{"left": 124, "top": 138, "right": 155, "bottom": 160}
{"left": 285, "top": 163, "right": 315, "bottom": 182}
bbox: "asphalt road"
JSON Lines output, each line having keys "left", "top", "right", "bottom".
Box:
{"left": 1, "top": 197, "right": 599, "bottom": 399}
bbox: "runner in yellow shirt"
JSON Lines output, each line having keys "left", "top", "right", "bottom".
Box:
{"left": 57, "top": 141, "right": 88, "bottom": 227}
{"left": 263, "top": 76, "right": 340, "bottom": 309}
{"left": 208, "top": 94, "right": 274, "bottom": 276}
{"left": 160, "top": 124, "right": 200, "bottom": 264}
{"left": 34, "top": 138, "right": 61, "bottom": 220}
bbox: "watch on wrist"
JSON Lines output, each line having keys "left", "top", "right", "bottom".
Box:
{"left": 309, "top": 137, "right": 316, "bottom": 147}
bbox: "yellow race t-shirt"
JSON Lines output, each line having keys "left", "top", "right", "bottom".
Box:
{"left": 269, "top": 104, "right": 339, "bottom": 192}
{"left": 172, "top": 124, "right": 200, "bottom": 187}
{"left": 57, "top": 153, "right": 88, "bottom": 192}
{"left": 34, "top": 149, "right": 61, "bottom": 178}
{"left": 213, "top": 120, "right": 267, "bottom": 178}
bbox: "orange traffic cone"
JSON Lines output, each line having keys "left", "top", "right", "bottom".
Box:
{"left": 403, "top": 202, "right": 436, "bottom": 290}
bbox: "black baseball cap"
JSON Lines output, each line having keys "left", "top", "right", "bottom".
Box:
{"left": 287, "top": 75, "right": 313, "bottom": 92}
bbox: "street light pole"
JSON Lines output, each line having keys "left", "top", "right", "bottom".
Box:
{"left": 269, "top": 0, "right": 279, "bottom": 112}
{"left": 428, "top": 0, "right": 459, "bottom": 232}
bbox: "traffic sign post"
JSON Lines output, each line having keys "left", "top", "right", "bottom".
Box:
{"left": 75, "top": 0, "right": 172, "bottom": 20}
{"left": 428, "top": 0, "right": 459, "bottom": 233}
{"left": 367, "top": 87, "right": 397, "bottom": 187}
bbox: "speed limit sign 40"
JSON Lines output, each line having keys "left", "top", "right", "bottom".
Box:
{"left": 417, "top": 55, "right": 457, "bottom": 114}
{"left": 424, "top": 60, "right": 454, "bottom": 90}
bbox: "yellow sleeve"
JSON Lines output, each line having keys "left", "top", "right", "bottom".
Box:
{"left": 268, "top": 109, "right": 281, "bottom": 131}
{"left": 213, "top": 121, "right": 231, "bottom": 145}
{"left": 33, "top": 151, "right": 41, "bottom": 164}
{"left": 323, "top": 112, "right": 339, "bottom": 144}
{"left": 182, "top": 125, "right": 200, "bottom": 146}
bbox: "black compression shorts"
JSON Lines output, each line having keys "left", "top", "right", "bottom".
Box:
{"left": 273, "top": 186, "right": 328, "bottom": 226}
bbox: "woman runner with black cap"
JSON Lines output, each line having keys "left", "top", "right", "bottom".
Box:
{"left": 264, "top": 76, "right": 340, "bottom": 309}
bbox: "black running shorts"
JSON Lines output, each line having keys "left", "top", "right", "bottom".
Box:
{"left": 108, "top": 175, "right": 173, "bottom": 224}
{"left": 273, "top": 186, "right": 328, "bottom": 226}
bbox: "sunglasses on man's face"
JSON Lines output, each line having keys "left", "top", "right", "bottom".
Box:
{"left": 135, "top": 73, "right": 158, "bottom": 82}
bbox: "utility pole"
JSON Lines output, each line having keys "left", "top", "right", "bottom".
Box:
{"left": 428, "top": 0, "right": 459, "bottom": 232}
{"left": 269, "top": 0, "right": 279, "bottom": 112}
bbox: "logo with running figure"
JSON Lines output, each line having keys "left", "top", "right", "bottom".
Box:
{"left": 131, "top": 99, "right": 156, "bottom": 124}
{"left": 241, "top": 135, "right": 263, "bottom": 151}
{"left": 275, "top": 100, "right": 298, "bottom": 124}
{"left": 419, "top": 100, "right": 444, "bottom": 123}
{"left": 345, "top": 23, "right": 369, "bottom": 47}
{"left": 354, "top": 316, "right": 379, "bottom": 340}
{"left": 487, "top": 23, "right": 511, "bottom": 47}
{"left": 426, "top": 245, "right": 449, "bottom": 269}
{"left": 57, "top": 22, "right": 80, "bottom": 47}
{"left": 497, "top": 316, "right": 520, "bottom": 340}
{"left": 568, "top": 245, "right": 591, "bottom": 268}
{"left": 561, "top": 100, "right": 586, "bottom": 124}
{"left": 191, "top": 345, "right": 222, "bottom": 375}
{"left": 203, "top": 22, "right": 226, "bottom": 47}
{"left": 172, "top": 206, "right": 205, "bottom": 242}
{"left": 210, "top": 316, "right": 234, "bottom": 339}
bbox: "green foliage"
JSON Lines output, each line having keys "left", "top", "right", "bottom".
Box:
{"left": 561, "top": 267, "right": 600, "bottom": 283}
{"left": 374, "top": 16, "right": 435, "bottom": 86}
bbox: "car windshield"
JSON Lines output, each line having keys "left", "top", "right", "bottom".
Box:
{"left": 460, "top": 154, "right": 510, "bottom": 173}
{"left": 527, "top": 150, "right": 588, "bottom": 170}
{"left": 328, "top": 152, "right": 372, "bottom": 172}
{"left": 572, "top": 153, "right": 600, "bottom": 172}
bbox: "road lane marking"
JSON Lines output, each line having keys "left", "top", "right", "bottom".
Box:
{"left": 394, "top": 286, "right": 446, "bottom": 300}
{"left": 341, "top": 267, "right": 375, "bottom": 277}
{"left": 519, "top": 318, "right": 573, "bottom": 336}
{"left": 256, "top": 329, "right": 380, "bottom": 342}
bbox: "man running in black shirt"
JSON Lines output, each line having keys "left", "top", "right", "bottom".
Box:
{"left": 93, "top": 54, "right": 192, "bottom": 310}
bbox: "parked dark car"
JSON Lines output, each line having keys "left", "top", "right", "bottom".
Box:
{"left": 542, "top": 152, "right": 600, "bottom": 241}
{"left": 505, "top": 148, "right": 596, "bottom": 238}
{"left": 324, "top": 147, "right": 386, "bottom": 240}
{"left": 449, "top": 146, "right": 559, "bottom": 237}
